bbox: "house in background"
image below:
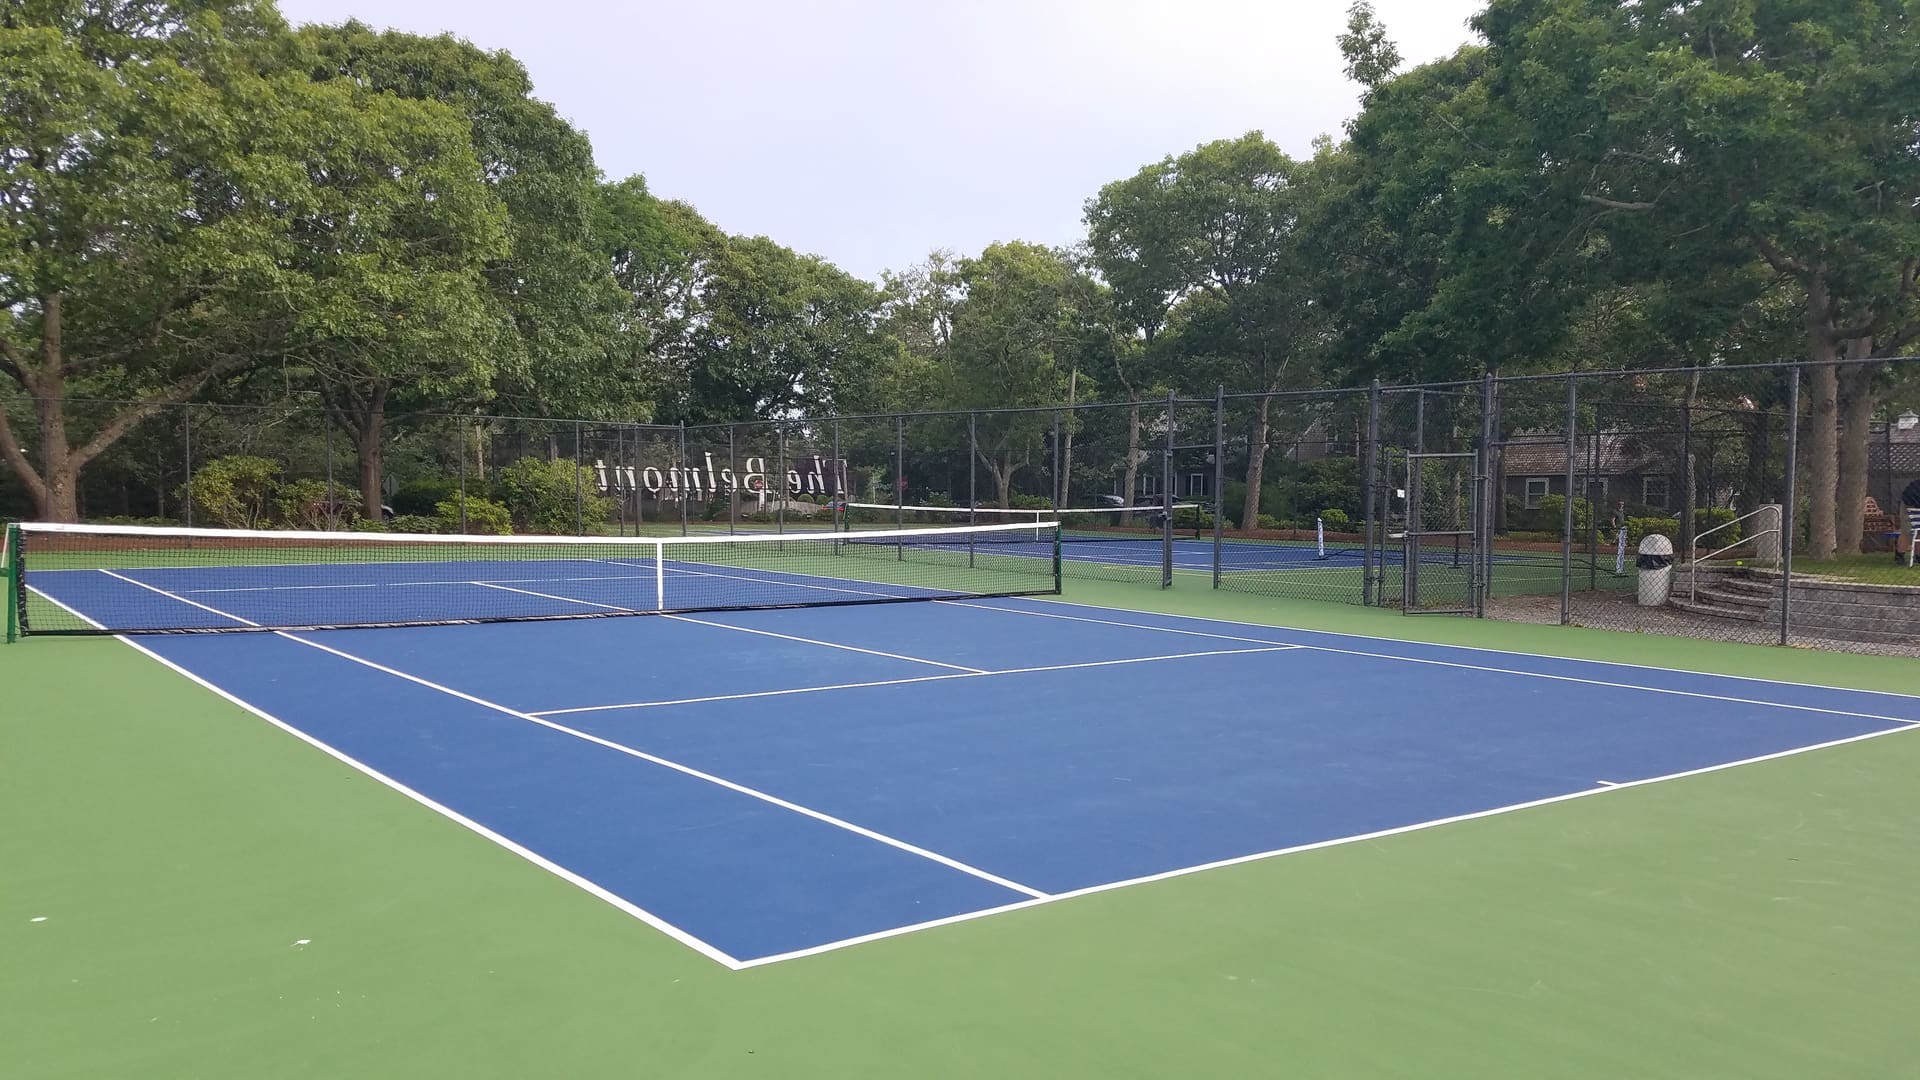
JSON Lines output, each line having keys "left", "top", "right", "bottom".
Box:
{"left": 1498, "top": 429, "right": 1685, "bottom": 517}
{"left": 1870, "top": 410, "right": 1920, "bottom": 508}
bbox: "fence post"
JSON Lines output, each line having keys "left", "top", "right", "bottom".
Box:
{"left": 573, "top": 421, "right": 584, "bottom": 535}
{"left": 1362, "top": 380, "right": 1381, "bottom": 606}
{"left": 830, "top": 418, "right": 841, "bottom": 534}
{"left": 1477, "top": 373, "right": 1497, "bottom": 617}
{"left": 680, "top": 422, "right": 692, "bottom": 537}
{"left": 1157, "top": 391, "right": 1174, "bottom": 588}
{"left": 728, "top": 425, "right": 738, "bottom": 535}
{"left": 1213, "top": 385, "right": 1226, "bottom": 589}
{"left": 775, "top": 424, "right": 787, "bottom": 535}
{"left": 1781, "top": 366, "right": 1800, "bottom": 646}
{"left": 456, "top": 422, "right": 467, "bottom": 534}
{"left": 1561, "top": 375, "right": 1577, "bottom": 625}
{"left": 895, "top": 415, "right": 905, "bottom": 559}
{"left": 1051, "top": 409, "right": 1062, "bottom": 510}
{"left": 183, "top": 405, "right": 193, "bottom": 528}
{"left": 968, "top": 412, "right": 978, "bottom": 568}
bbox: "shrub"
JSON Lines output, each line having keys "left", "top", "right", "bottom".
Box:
{"left": 1318, "top": 508, "right": 1351, "bottom": 527}
{"left": 494, "top": 457, "right": 613, "bottom": 534}
{"left": 387, "top": 514, "right": 442, "bottom": 535}
{"left": 1693, "top": 507, "right": 1739, "bottom": 544}
{"left": 274, "top": 478, "right": 360, "bottom": 530}
{"left": 390, "top": 478, "right": 459, "bottom": 518}
{"left": 435, "top": 497, "right": 512, "bottom": 536}
{"left": 1626, "top": 516, "right": 1678, "bottom": 547}
{"left": 1255, "top": 513, "right": 1282, "bottom": 530}
{"left": 1009, "top": 493, "right": 1052, "bottom": 511}
{"left": 182, "top": 456, "right": 282, "bottom": 528}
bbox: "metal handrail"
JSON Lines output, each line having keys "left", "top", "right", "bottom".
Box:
{"left": 1688, "top": 505, "right": 1783, "bottom": 602}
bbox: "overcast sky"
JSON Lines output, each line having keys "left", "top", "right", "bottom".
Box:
{"left": 276, "top": 0, "right": 1486, "bottom": 282}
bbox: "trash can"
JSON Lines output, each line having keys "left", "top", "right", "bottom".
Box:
{"left": 1636, "top": 534, "right": 1674, "bottom": 606}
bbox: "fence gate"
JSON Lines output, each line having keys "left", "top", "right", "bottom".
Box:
{"left": 1398, "top": 449, "right": 1482, "bottom": 614}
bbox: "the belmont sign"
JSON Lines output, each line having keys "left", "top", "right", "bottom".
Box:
{"left": 592, "top": 454, "right": 849, "bottom": 503}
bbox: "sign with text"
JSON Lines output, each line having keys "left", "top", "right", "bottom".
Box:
{"left": 592, "top": 454, "right": 848, "bottom": 504}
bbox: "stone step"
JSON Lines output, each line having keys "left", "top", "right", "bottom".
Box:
{"left": 1694, "top": 587, "right": 1771, "bottom": 611}
{"left": 1670, "top": 598, "right": 1766, "bottom": 623}
{"left": 1715, "top": 577, "right": 1778, "bottom": 599}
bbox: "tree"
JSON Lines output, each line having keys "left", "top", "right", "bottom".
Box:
{"left": 266, "top": 61, "right": 509, "bottom": 520}
{"left": 298, "top": 23, "right": 635, "bottom": 421}
{"left": 1470, "top": 0, "right": 1920, "bottom": 558}
{"left": 1085, "top": 134, "right": 1327, "bottom": 529}
{"left": 941, "top": 243, "right": 1078, "bottom": 507}
{"left": 0, "top": 0, "right": 303, "bottom": 521}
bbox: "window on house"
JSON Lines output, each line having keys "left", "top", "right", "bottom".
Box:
{"left": 1189, "top": 472, "right": 1208, "bottom": 498}
{"left": 1138, "top": 473, "right": 1159, "bottom": 497}
{"left": 1584, "top": 478, "right": 1608, "bottom": 502}
{"left": 1642, "top": 476, "right": 1669, "bottom": 509}
{"left": 1524, "top": 477, "right": 1550, "bottom": 510}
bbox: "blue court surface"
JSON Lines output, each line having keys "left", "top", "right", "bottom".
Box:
{"left": 78, "top": 585, "right": 1919, "bottom": 969}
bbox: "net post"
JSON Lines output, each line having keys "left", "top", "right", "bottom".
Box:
{"left": 1212, "top": 385, "right": 1225, "bottom": 589}
{"left": 1781, "top": 365, "right": 1800, "bottom": 646}
{"left": 1561, "top": 374, "right": 1577, "bottom": 625}
{"left": 1362, "top": 380, "right": 1381, "bottom": 606}
{"left": 1161, "top": 390, "right": 1174, "bottom": 589}
{"left": 4, "top": 522, "right": 20, "bottom": 643}
{"left": 654, "top": 539, "right": 667, "bottom": 610}
{"left": 1053, "top": 520, "right": 1063, "bottom": 595}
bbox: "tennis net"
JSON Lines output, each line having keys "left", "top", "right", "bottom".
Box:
{"left": 839, "top": 502, "right": 1204, "bottom": 541}
{"left": 3, "top": 520, "right": 1062, "bottom": 637}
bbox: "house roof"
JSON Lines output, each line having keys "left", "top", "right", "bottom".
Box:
{"left": 1501, "top": 430, "right": 1669, "bottom": 477}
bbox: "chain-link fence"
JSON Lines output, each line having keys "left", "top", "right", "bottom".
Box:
{"left": 6, "top": 358, "right": 1918, "bottom": 654}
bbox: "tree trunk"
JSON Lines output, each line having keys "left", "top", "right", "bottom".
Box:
{"left": 1239, "top": 394, "right": 1273, "bottom": 531}
{"left": 1804, "top": 361, "right": 1839, "bottom": 561}
{"left": 1120, "top": 401, "right": 1141, "bottom": 525}
{"left": 1835, "top": 349, "right": 1878, "bottom": 555}
{"left": 338, "top": 381, "right": 390, "bottom": 522}
{"left": 33, "top": 389, "right": 81, "bottom": 523}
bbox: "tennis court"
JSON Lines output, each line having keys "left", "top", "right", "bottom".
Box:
{"left": 10, "top": 520, "right": 1916, "bottom": 971}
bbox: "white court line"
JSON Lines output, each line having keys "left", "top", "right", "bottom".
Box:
{"left": 99, "top": 570, "right": 263, "bottom": 626}
{"left": 1291, "top": 642, "right": 1920, "bottom": 726}
{"left": 622, "top": 559, "right": 923, "bottom": 603}
{"left": 733, "top": 719, "right": 1920, "bottom": 968}
{"left": 656, "top": 613, "right": 989, "bottom": 674}
{"left": 18, "top": 585, "right": 743, "bottom": 969}
{"left": 123, "top": 636, "right": 752, "bottom": 969}
{"left": 34, "top": 579, "right": 1920, "bottom": 970}
{"left": 472, "top": 580, "right": 639, "bottom": 612}
{"left": 183, "top": 571, "right": 655, "bottom": 594}
{"left": 67, "top": 575, "right": 1051, "bottom": 902}
{"left": 1016, "top": 596, "right": 1920, "bottom": 704}
{"left": 530, "top": 646, "right": 1300, "bottom": 717}
{"left": 962, "top": 600, "right": 1920, "bottom": 724}
{"left": 280, "top": 634, "right": 1048, "bottom": 900}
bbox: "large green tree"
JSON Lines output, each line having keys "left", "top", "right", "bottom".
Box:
{"left": 1465, "top": 0, "right": 1920, "bottom": 557}
{"left": 1086, "top": 134, "right": 1327, "bottom": 529}
{"left": 0, "top": 0, "right": 501, "bottom": 522}
{"left": 298, "top": 22, "right": 634, "bottom": 421}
